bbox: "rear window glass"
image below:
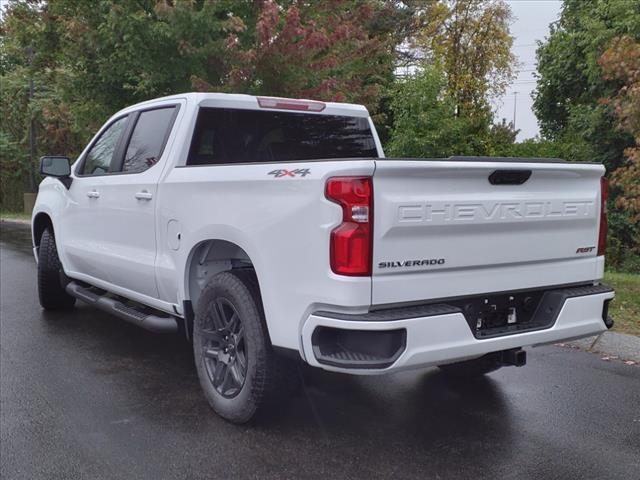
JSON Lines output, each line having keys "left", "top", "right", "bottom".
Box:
{"left": 123, "top": 107, "right": 176, "bottom": 173}
{"left": 187, "top": 108, "right": 378, "bottom": 165}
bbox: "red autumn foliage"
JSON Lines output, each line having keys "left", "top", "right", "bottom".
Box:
{"left": 225, "top": 0, "right": 393, "bottom": 108}
{"left": 599, "top": 36, "right": 640, "bottom": 224}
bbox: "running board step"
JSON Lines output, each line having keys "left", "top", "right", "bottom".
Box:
{"left": 65, "top": 282, "right": 179, "bottom": 334}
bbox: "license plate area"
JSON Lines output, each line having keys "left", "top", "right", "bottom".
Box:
{"left": 449, "top": 290, "right": 548, "bottom": 339}
{"left": 422, "top": 283, "right": 613, "bottom": 340}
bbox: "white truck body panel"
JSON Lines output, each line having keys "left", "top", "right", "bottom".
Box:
{"left": 32, "top": 92, "right": 613, "bottom": 373}
{"left": 158, "top": 159, "right": 375, "bottom": 349}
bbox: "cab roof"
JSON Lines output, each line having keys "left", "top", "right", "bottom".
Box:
{"left": 117, "top": 92, "right": 370, "bottom": 118}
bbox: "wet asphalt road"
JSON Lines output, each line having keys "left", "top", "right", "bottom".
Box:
{"left": 1, "top": 222, "right": 639, "bottom": 480}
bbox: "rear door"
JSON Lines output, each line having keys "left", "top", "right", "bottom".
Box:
{"left": 371, "top": 159, "right": 605, "bottom": 305}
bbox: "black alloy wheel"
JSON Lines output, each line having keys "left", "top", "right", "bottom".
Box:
{"left": 199, "top": 297, "right": 248, "bottom": 398}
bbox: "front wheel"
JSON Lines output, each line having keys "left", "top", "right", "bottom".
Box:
{"left": 193, "top": 270, "right": 292, "bottom": 423}
{"left": 37, "top": 228, "right": 76, "bottom": 311}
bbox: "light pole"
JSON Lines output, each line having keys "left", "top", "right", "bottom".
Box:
{"left": 512, "top": 91, "right": 519, "bottom": 131}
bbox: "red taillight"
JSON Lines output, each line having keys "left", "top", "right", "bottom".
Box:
{"left": 257, "top": 96, "right": 326, "bottom": 112}
{"left": 326, "top": 177, "right": 373, "bottom": 276}
{"left": 598, "top": 176, "right": 609, "bottom": 256}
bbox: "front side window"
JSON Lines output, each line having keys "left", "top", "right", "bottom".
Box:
{"left": 123, "top": 107, "right": 176, "bottom": 173}
{"left": 81, "top": 116, "right": 128, "bottom": 176}
{"left": 187, "top": 108, "right": 378, "bottom": 165}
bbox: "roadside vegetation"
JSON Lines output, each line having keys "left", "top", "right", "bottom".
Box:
{"left": 605, "top": 272, "right": 640, "bottom": 337}
{"left": 0, "top": 210, "right": 30, "bottom": 222}
{"left": 0, "top": 0, "right": 638, "bottom": 275}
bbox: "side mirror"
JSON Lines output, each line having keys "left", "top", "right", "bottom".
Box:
{"left": 40, "top": 156, "right": 71, "bottom": 177}
{"left": 40, "top": 156, "right": 72, "bottom": 188}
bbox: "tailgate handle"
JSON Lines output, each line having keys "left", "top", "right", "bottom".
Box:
{"left": 489, "top": 170, "right": 532, "bottom": 185}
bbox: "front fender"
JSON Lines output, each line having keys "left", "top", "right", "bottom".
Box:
{"left": 31, "top": 178, "right": 70, "bottom": 266}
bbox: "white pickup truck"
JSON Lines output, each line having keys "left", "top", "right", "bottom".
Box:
{"left": 33, "top": 93, "right": 614, "bottom": 423}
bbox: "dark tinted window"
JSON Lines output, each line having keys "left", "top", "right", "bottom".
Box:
{"left": 187, "top": 108, "right": 378, "bottom": 165}
{"left": 81, "top": 116, "right": 128, "bottom": 175}
{"left": 123, "top": 107, "right": 176, "bottom": 173}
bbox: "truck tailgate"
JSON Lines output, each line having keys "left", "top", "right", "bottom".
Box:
{"left": 372, "top": 159, "right": 605, "bottom": 306}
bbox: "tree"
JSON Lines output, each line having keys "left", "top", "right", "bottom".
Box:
{"left": 0, "top": 0, "right": 407, "bottom": 210}
{"left": 215, "top": 1, "right": 400, "bottom": 116}
{"left": 487, "top": 118, "right": 518, "bottom": 156}
{"left": 533, "top": 0, "right": 640, "bottom": 271}
{"left": 600, "top": 36, "right": 640, "bottom": 221}
{"left": 42, "top": 0, "right": 403, "bottom": 127}
{"left": 599, "top": 35, "right": 640, "bottom": 267}
{"left": 505, "top": 137, "right": 564, "bottom": 159}
{"left": 533, "top": 0, "right": 640, "bottom": 171}
{"left": 386, "top": 66, "right": 491, "bottom": 157}
{"left": 412, "top": 0, "right": 516, "bottom": 117}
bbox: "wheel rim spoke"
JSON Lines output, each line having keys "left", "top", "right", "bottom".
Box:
{"left": 222, "top": 365, "right": 234, "bottom": 394}
{"left": 228, "top": 363, "right": 244, "bottom": 386}
{"left": 227, "top": 312, "right": 240, "bottom": 333}
{"left": 214, "top": 299, "right": 229, "bottom": 329}
{"left": 213, "top": 361, "right": 226, "bottom": 388}
{"left": 235, "top": 324, "right": 244, "bottom": 342}
{"left": 200, "top": 328, "right": 223, "bottom": 343}
{"left": 236, "top": 349, "right": 247, "bottom": 371}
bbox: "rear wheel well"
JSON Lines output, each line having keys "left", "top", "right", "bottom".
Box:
{"left": 33, "top": 213, "right": 53, "bottom": 247}
{"left": 186, "top": 240, "right": 256, "bottom": 308}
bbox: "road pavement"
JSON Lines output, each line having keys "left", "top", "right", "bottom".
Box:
{"left": 1, "top": 221, "right": 639, "bottom": 480}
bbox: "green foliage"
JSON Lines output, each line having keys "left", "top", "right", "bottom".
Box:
{"left": 607, "top": 210, "right": 640, "bottom": 273}
{"left": 0, "top": 0, "right": 406, "bottom": 209}
{"left": 386, "top": 67, "right": 492, "bottom": 157}
{"left": 603, "top": 271, "right": 640, "bottom": 336}
{"left": 533, "top": 0, "right": 640, "bottom": 271}
{"left": 533, "top": 0, "right": 640, "bottom": 170}
{"left": 502, "top": 137, "right": 563, "bottom": 159}
{"left": 599, "top": 36, "right": 640, "bottom": 232}
{"left": 0, "top": 131, "right": 31, "bottom": 211}
{"left": 486, "top": 119, "right": 518, "bottom": 157}
{"left": 413, "top": 0, "right": 516, "bottom": 116}
{"left": 387, "top": 1, "right": 518, "bottom": 159}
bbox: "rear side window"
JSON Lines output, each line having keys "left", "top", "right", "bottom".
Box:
{"left": 123, "top": 107, "right": 176, "bottom": 173}
{"left": 187, "top": 108, "right": 378, "bottom": 165}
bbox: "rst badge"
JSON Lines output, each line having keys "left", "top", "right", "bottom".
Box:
{"left": 268, "top": 168, "right": 311, "bottom": 178}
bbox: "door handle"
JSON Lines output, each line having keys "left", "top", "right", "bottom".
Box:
{"left": 135, "top": 190, "right": 153, "bottom": 200}
{"left": 86, "top": 190, "right": 100, "bottom": 198}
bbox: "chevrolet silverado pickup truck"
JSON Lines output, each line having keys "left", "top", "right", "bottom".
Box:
{"left": 32, "top": 93, "right": 615, "bottom": 423}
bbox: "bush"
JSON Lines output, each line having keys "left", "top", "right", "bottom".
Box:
{"left": 607, "top": 209, "right": 640, "bottom": 273}
{"left": 386, "top": 67, "right": 492, "bottom": 158}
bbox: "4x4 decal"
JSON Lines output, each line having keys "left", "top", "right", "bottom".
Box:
{"left": 268, "top": 168, "right": 311, "bottom": 178}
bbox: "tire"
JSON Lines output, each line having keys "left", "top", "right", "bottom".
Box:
{"left": 193, "top": 269, "right": 293, "bottom": 423}
{"left": 438, "top": 353, "right": 503, "bottom": 378}
{"left": 37, "top": 228, "right": 76, "bottom": 311}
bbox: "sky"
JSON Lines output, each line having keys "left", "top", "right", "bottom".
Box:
{"left": 493, "top": 0, "right": 563, "bottom": 140}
